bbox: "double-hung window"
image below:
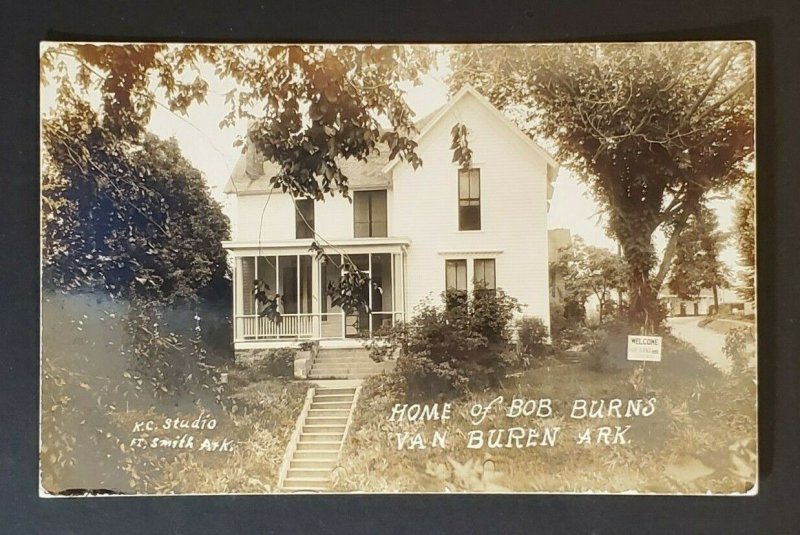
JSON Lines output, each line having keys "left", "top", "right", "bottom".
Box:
{"left": 473, "top": 258, "right": 496, "bottom": 297}
{"left": 445, "top": 259, "right": 468, "bottom": 308}
{"left": 354, "top": 190, "right": 388, "bottom": 237}
{"left": 458, "top": 168, "right": 481, "bottom": 231}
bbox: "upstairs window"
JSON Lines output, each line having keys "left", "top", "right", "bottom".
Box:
{"left": 354, "top": 190, "right": 387, "bottom": 238}
{"left": 473, "top": 258, "right": 496, "bottom": 297}
{"left": 295, "top": 198, "right": 315, "bottom": 239}
{"left": 445, "top": 259, "right": 468, "bottom": 308}
{"left": 458, "top": 168, "right": 481, "bottom": 231}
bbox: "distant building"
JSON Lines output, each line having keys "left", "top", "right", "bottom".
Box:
{"left": 660, "top": 287, "right": 743, "bottom": 317}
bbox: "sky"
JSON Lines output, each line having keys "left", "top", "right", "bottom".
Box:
{"left": 42, "top": 45, "right": 743, "bottom": 273}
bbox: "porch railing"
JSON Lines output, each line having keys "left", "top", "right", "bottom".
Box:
{"left": 235, "top": 314, "right": 315, "bottom": 340}
{"left": 234, "top": 311, "right": 404, "bottom": 342}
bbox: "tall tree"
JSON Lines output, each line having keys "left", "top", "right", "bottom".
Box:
{"left": 734, "top": 173, "right": 756, "bottom": 301}
{"left": 449, "top": 43, "right": 754, "bottom": 331}
{"left": 554, "top": 237, "right": 627, "bottom": 324}
{"left": 667, "top": 206, "right": 730, "bottom": 312}
{"left": 41, "top": 43, "right": 434, "bottom": 307}
{"left": 42, "top": 91, "right": 230, "bottom": 304}
{"left": 41, "top": 43, "right": 433, "bottom": 199}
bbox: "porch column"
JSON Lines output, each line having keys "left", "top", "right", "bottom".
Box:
{"left": 397, "top": 249, "right": 408, "bottom": 322}
{"left": 232, "top": 255, "right": 239, "bottom": 343}
{"left": 311, "top": 255, "right": 321, "bottom": 338}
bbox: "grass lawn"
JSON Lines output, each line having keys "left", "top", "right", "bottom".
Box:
{"left": 701, "top": 317, "right": 756, "bottom": 336}
{"left": 334, "top": 335, "right": 757, "bottom": 494}
{"left": 113, "top": 364, "right": 309, "bottom": 494}
{"left": 43, "top": 359, "right": 309, "bottom": 495}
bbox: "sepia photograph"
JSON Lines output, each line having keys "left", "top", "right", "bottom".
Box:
{"left": 39, "top": 42, "right": 756, "bottom": 495}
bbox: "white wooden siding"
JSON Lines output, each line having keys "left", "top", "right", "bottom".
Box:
{"left": 390, "top": 91, "right": 551, "bottom": 326}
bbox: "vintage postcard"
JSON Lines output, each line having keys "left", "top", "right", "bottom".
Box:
{"left": 40, "top": 42, "right": 756, "bottom": 495}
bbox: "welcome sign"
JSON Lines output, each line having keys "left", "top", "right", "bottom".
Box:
{"left": 627, "top": 335, "right": 663, "bottom": 362}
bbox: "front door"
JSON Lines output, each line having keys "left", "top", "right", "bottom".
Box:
{"left": 345, "top": 254, "right": 370, "bottom": 338}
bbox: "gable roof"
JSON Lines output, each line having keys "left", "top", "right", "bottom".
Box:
{"left": 223, "top": 85, "right": 559, "bottom": 196}
{"left": 223, "top": 140, "right": 393, "bottom": 195}
{"left": 381, "top": 84, "right": 560, "bottom": 187}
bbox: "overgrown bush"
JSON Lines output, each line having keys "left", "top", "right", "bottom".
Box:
{"left": 585, "top": 319, "right": 637, "bottom": 373}
{"left": 40, "top": 292, "right": 231, "bottom": 493}
{"left": 366, "top": 287, "right": 521, "bottom": 399}
{"left": 549, "top": 300, "right": 592, "bottom": 350}
{"left": 251, "top": 348, "right": 296, "bottom": 378}
{"left": 516, "top": 316, "right": 549, "bottom": 361}
{"left": 723, "top": 326, "right": 755, "bottom": 375}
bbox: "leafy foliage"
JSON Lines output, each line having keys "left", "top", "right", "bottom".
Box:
{"left": 450, "top": 123, "right": 473, "bottom": 169}
{"left": 552, "top": 236, "right": 627, "bottom": 323}
{"left": 42, "top": 93, "right": 230, "bottom": 305}
{"left": 515, "top": 316, "right": 549, "bottom": 361}
{"left": 42, "top": 43, "right": 434, "bottom": 201}
{"left": 667, "top": 205, "right": 730, "bottom": 302}
{"left": 246, "top": 348, "right": 296, "bottom": 378}
{"left": 40, "top": 293, "right": 230, "bottom": 493}
{"left": 723, "top": 326, "right": 755, "bottom": 376}
{"left": 366, "top": 287, "right": 521, "bottom": 399}
{"left": 450, "top": 42, "right": 754, "bottom": 331}
{"left": 734, "top": 173, "right": 756, "bottom": 301}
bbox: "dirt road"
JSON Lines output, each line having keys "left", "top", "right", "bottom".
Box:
{"left": 667, "top": 316, "right": 731, "bottom": 373}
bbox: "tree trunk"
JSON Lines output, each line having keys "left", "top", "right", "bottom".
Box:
{"left": 712, "top": 285, "right": 719, "bottom": 315}
{"left": 617, "top": 228, "right": 663, "bottom": 334}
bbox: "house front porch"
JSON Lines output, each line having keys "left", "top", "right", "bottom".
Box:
{"left": 223, "top": 239, "right": 409, "bottom": 350}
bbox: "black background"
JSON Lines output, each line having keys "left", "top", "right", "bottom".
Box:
{"left": 2, "top": 1, "right": 798, "bottom": 533}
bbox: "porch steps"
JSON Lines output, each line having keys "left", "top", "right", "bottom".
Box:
{"left": 308, "top": 348, "right": 391, "bottom": 380}
{"left": 279, "top": 385, "right": 360, "bottom": 492}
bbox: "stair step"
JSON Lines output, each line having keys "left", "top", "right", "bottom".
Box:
{"left": 310, "top": 401, "right": 353, "bottom": 409}
{"left": 287, "top": 468, "right": 333, "bottom": 479}
{"left": 313, "top": 358, "right": 378, "bottom": 365}
{"left": 308, "top": 409, "right": 351, "bottom": 418}
{"left": 296, "top": 441, "right": 341, "bottom": 451}
{"left": 311, "top": 368, "right": 381, "bottom": 374}
{"left": 314, "top": 387, "right": 358, "bottom": 394}
{"left": 311, "top": 369, "right": 378, "bottom": 374}
{"left": 303, "top": 424, "right": 345, "bottom": 435}
{"left": 313, "top": 359, "right": 380, "bottom": 364}
{"left": 290, "top": 459, "right": 338, "bottom": 470}
{"left": 312, "top": 394, "right": 355, "bottom": 402}
{"left": 293, "top": 450, "right": 339, "bottom": 460}
{"left": 300, "top": 432, "right": 344, "bottom": 442}
{"left": 309, "top": 373, "right": 376, "bottom": 379}
{"left": 282, "top": 478, "right": 329, "bottom": 490}
{"left": 305, "top": 417, "right": 349, "bottom": 425}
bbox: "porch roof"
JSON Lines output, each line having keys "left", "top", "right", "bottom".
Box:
{"left": 222, "top": 237, "right": 411, "bottom": 255}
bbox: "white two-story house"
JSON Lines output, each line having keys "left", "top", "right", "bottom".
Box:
{"left": 223, "top": 85, "right": 559, "bottom": 355}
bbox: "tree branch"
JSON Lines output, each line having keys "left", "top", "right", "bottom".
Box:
{"left": 682, "top": 48, "right": 735, "bottom": 127}
{"left": 694, "top": 75, "right": 752, "bottom": 123}
{"left": 653, "top": 203, "right": 697, "bottom": 290}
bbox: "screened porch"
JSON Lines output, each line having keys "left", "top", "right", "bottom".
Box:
{"left": 230, "top": 244, "right": 407, "bottom": 344}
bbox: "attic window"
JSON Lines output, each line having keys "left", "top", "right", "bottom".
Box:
{"left": 458, "top": 168, "right": 481, "bottom": 231}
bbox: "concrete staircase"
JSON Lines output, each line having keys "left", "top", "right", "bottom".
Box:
{"left": 307, "top": 348, "right": 388, "bottom": 380}
{"left": 279, "top": 385, "right": 359, "bottom": 492}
